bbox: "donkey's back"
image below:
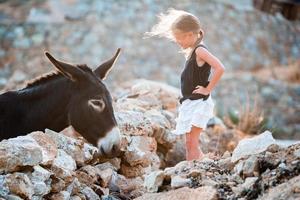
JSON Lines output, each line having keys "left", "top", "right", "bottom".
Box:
{"left": 0, "top": 91, "right": 26, "bottom": 139}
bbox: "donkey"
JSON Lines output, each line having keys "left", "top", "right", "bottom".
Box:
{"left": 0, "top": 49, "right": 121, "bottom": 157}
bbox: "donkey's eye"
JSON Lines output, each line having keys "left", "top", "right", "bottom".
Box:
{"left": 92, "top": 101, "right": 102, "bottom": 106}
{"left": 88, "top": 99, "right": 105, "bottom": 112}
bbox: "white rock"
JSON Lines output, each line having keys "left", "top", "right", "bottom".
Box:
{"left": 171, "top": 175, "right": 191, "bottom": 189}
{"left": 5, "top": 194, "right": 23, "bottom": 200}
{"left": 29, "top": 132, "right": 58, "bottom": 165}
{"left": 143, "top": 170, "right": 165, "bottom": 192}
{"left": 53, "top": 149, "right": 77, "bottom": 171}
{"left": 45, "top": 129, "right": 98, "bottom": 166}
{"left": 31, "top": 165, "right": 52, "bottom": 182}
{"left": 124, "top": 136, "right": 157, "bottom": 167}
{"left": 231, "top": 131, "right": 276, "bottom": 162}
{"left": 0, "top": 136, "right": 43, "bottom": 173}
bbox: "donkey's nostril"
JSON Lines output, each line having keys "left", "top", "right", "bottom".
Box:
{"left": 112, "top": 144, "right": 121, "bottom": 156}
{"left": 112, "top": 144, "right": 117, "bottom": 151}
{"left": 99, "top": 146, "right": 107, "bottom": 157}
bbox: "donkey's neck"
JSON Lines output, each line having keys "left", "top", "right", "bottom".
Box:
{"left": 18, "top": 77, "right": 74, "bottom": 132}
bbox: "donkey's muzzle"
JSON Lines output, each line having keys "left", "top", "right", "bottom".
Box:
{"left": 97, "top": 127, "right": 121, "bottom": 158}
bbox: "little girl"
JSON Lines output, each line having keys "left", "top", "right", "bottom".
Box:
{"left": 146, "top": 9, "right": 225, "bottom": 161}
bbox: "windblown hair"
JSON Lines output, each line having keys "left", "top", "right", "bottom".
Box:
{"left": 145, "top": 8, "right": 204, "bottom": 57}
{"left": 145, "top": 8, "right": 203, "bottom": 42}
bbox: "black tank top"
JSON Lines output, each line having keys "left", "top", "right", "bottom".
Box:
{"left": 180, "top": 44, "right": 211, "bottom": 104}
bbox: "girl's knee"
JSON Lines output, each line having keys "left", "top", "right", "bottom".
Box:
{"left": 191, "top": 125, "right": 203, "bottom": 132}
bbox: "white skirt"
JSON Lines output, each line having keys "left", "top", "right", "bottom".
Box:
{"left": 172, "top": 96, "right": 215, "bottom": 135}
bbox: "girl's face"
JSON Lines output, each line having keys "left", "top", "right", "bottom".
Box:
{"left": 173, "top": 30, "right": 198, "bottom": 49}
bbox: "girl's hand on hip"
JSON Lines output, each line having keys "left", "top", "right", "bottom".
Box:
{"left": 192, "top": 85, "right": 210, "bottom": 95}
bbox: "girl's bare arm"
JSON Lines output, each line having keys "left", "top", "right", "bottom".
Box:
{"left": 193, "top": 47, "right": 225, "bottom": 94}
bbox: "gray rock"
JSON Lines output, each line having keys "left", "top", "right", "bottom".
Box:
{"left": 13, "top": 38, "right": 31, "bottom": 49}
{"left": 31, "top": 33, "right": 44, "bottom": 46}
{"left": 31, "top": 181, "right": 50, "bottom": 196}
{"left": 31, "top": 196, "right": 44, "bottom": 200}
{"left": 294, "top": 149, "right": 300, "bottom": 158}
{"left": 242, "top": 155, "right": 259, "bottom": 178}
{"left": 49, "top": 191, "right": 71, "bottom": 200}
{"left": 101, "top": 195, "right": 119, "bottom": 200}
{"left": 81, "top": 186, "right": 100, "bottom": 200}
{"left": 201, "top": 179, "right": 218, "bottom": 187}
{"left": 66, "top": 177, "right": 81, "bottom": 195}
{"left": 207, "top": 116, "right": 226, "bottom": 128}
{"left": 232, "top": 177, "right": 258, "bottom": 196}
{"left": 134, "top": 186, "right": 218, "bottom": 200}
{"left": 261, "top": 87, "right": 278, "bottom": 102}
{"left": 6, "top": 195, "right": 23, "bottom": 200}
{"left": 5, "top": 173, "right": 34, "bottom": 199}
{"left": 30, "top": 165, "right": 52, "bottom": 182}
{"left": 29, "top": 167, "right": 52, "bottom": 196}
{"left": 8, "top": 70, "right": 27, "bottom": 83}
{"left": 259, "top": 175, "right": 300, "bottom": 200}
{"left": 266, "top": 144, "right": 281, "bottom": 153}
{"left": 70, "top": 196, "right": 82, "bottom": 200}
{"left": 0, "top": 175, "right": 9, "bottom": 198}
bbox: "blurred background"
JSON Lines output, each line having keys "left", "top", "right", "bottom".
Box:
{"left": 0, "top": 0, "right": 299, "bottom": 139}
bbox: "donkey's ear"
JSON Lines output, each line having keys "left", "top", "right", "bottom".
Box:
{"left": 94, "top": 48, "right": 121, "bottom": 80}
{"left": 45, "top": 52, "right": 84, "bottom": 82}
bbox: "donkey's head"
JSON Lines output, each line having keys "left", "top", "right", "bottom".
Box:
{"left": 45, "top": 49, "right": 121, "bottom": 157}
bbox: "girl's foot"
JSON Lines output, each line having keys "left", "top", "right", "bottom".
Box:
{"left": 187, "top": 150, "right": 203, "bottom": 161}
{"left": 198, "top": 152, "right": 217, "bottom": 160}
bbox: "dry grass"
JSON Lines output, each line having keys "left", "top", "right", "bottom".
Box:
{"left": 203, "top": 126, "right": 248, "bottom": 155}
{"left": 236, "top": 96, "right": 264, "bottom": 135}
{"left": 224, "top": 94, "right": 265, "bottom": 135}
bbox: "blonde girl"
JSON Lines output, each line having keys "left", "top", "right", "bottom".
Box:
{"left": 146, "top": 9, "right": 225, "bottom": 161}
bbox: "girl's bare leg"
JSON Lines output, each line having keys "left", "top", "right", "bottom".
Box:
{"left": 186, "top": 126, "right": 204, "bottom": 160}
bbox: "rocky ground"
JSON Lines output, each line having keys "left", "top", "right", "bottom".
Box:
{"left": 0, "top": 0, "right": 299, "bottom": 139}
{"left": 0, "top": 80, "right": 299, "bottom": 200}
{"left": 0, "top": 1, "right": 299, "bottom": 199}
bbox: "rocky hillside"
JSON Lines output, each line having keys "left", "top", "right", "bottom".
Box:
{"left": 0, "top": 80, "right": 299, "bottom": 200}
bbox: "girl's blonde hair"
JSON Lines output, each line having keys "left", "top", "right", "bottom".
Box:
{"left": 145, "top": 8, "right": 204, "bottom": 42}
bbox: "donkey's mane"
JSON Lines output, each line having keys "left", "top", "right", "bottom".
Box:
{"left": 25, "top": 64, "right": 93, "bottom": 88}
{"left": 77, "top": 64, "right": 93, "bottom": 73}
{"left": 25, "top": 71, "right": 63, "bottom": 88}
